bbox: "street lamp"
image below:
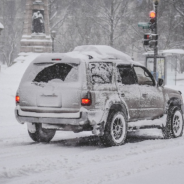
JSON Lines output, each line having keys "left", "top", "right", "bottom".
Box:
{"left": 0, "top": 22, "right": 4, "bottom": 35}
{"left": 51, "top": 30, "right": 56, "bottom": 53}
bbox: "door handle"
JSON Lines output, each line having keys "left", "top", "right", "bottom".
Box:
{"left": 142, "top": 93, "right": 148, "bottom": 98}
{"left": 121, "top": 93, "right": 125, "bottom": 97}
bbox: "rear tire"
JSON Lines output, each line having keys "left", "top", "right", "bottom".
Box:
{"left": 100, "top": 111, "right": 128, "bottom": 146}
{"left": 162, "top": 106, "right": 184, "bottom": 139}
{"left": 28, "top": 123, "right": 56, "bottom": 143}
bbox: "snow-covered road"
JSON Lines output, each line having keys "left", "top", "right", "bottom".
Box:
{"left": 1, "top": 56, "right": 184, "bottom": 184}
{"left": 1, "top": 130, "right": 184, "bottom": 184}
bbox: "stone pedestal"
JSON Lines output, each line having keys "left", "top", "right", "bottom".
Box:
{"left": 20, "top": 0, "right": 52, "bottom": 53}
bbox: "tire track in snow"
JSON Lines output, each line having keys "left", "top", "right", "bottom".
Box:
{"left": 1, "top": 134, "right": 184, "bottom": 184}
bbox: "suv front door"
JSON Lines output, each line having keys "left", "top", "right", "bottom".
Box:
{"left": 116, "top": 65, "right": 140, "bottom": 121}
{"left": 133, "top": 65, "right": 164, "bottom": 119}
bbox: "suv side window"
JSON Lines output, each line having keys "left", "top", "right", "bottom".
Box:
{"left": 117, "top": 65, "right": 137, "bottom": 85}
{"left": 134, "top": 66, "right": 155, "bottom": 86}
{"left": 89, "top": 62, "right": 113, "bottom": 84}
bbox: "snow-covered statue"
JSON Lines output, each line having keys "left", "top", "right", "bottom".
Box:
{"left": 32, "top": 10, "right": 45, "bottom": 33}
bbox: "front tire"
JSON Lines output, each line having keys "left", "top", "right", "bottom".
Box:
{"left": 28, "top": 123, "right": 56, "bottom": 143}
{"left": 100, "top": 111, "right": 128, "bottom": 146}
{"left": 162, "top": 106, "right": 184, "bottom": 139}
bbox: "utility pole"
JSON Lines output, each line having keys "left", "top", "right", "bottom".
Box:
{"left": 153, "top": 0, "right": 159, "bottom": 80}
{"left": 138, "top": 0, "right": 159, "bottom": 80}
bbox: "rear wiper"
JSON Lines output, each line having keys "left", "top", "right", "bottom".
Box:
{"left": 34, "top": 62, "right": 55, "bottom": 65}
{"left": 31, "top": 82, "right": 45, "bottom": 87}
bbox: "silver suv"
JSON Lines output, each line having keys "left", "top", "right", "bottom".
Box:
{"left": 15, "top": 46, "right": 184, "bottom": 146}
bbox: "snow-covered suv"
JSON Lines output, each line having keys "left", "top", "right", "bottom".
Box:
{"left": 15, "top": 46, "right": 184, "bottom": 146}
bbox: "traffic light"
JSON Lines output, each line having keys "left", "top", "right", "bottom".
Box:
{"left": 143, "top": 33, "right": 150, "bottom": 46}
{"left": 149, "top": 11, "right": 156, "bottom": 31}
{"left": 149, "top": 34, "right": 158, "bottom": 48}
{"left": 143, "top": 33, "right": 158, "bottom": 47}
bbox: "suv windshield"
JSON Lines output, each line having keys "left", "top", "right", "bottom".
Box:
{"left": 89, "top": 62, "right": 113, "bottom": 84}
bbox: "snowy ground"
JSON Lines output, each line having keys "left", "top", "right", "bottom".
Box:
{"left": 1, "top": 55, "right": 184, "bottom": 184}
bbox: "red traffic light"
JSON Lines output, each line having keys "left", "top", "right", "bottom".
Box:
{"left": 149, "top": 11, "right": 156, "bottom": 18}
{"left": 144, "top": 33, "right": 150, "bottom": 40}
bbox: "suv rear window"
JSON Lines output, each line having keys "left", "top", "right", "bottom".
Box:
{"left": 21, "top": 63, "right": 79, "bottom": 84}
{"left": 89, "top": 62, "right": 113, "bottom": 84}
{"left": 33, "top": 63, "right": 78, "bottom": 83}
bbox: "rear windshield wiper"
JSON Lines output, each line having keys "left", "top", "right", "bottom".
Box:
{"left": 34, "top": 62, "right": 56, "bottom": 65}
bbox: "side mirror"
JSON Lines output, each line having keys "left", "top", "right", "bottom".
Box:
{"left": 157, "top": 78, "right": 164, "bottom": 87}
{"left": 0, "top": 22, "right": 4, "bottom": 35}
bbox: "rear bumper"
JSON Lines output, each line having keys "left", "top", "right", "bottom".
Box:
{"left": 15, "top": 105, "right": 107, "bottom": 135}
{"left": 15, "top": 106, "right": 105, "bottom": 133}
{"left": 15, "top": 106, "right": 88, "bottom": 126}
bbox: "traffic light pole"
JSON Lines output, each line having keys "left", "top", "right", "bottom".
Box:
{"left": 153, "top": 1, "right": 158, "bottom": 80}
{"left": 138, "top": 0, "right": 159, "bottom": 80}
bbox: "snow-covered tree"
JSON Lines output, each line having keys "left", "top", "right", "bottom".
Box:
{"left": 0, "top": 0, "right": 25, "bottom": 66}
{"left": 1, "top": 0, "right": 184, "bottom": 66}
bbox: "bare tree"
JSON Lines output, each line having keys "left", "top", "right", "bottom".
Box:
{"left": 0, "top": 0, "right": 25, "bottom": 66}
{"left": 1, "top": 0, "right": 183, "bottom": 65}
{"left": 49, "top": 0, "right": 74, "bottom": 31}
{"left": 172, "top": 0, "right": 184, "bottom": 18}
{"left": 84, "top": 0, "right": 129, "bottom": 47}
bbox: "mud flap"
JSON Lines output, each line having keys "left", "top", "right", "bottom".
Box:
{"left": 90, "top": 110, "right": 108, "bottom": 136}
{"left": 182, "top": 104, "right": 184, "bottom": 115}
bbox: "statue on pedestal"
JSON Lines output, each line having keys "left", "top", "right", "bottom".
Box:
{"left": 20, "top": 0, "right": 52, "bottom": 53}
{"left": 32, "top": 10, "right": 45, "bottom": 33}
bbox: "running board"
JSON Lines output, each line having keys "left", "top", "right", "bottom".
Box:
{"left": 128, "top": 115, "right": 167, "bottom": 130}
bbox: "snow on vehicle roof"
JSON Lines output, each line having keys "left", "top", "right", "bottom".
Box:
{"left": 32, "top": 45, "right": 140, "bottom": 65}
{"left": 33, "top": 53, "right": 81, "bottom": 64}
{"left": 72, "top": 45, "right": 137, "bottom": 63}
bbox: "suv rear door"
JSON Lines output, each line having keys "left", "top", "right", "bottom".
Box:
{"left": 88, "top": 61, "right": 116, "bottom": 109}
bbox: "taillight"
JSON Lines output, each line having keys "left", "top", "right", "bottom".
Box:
{"left": 16, "top": 96, "right": 20, "bottom": 103}
{"left": 81, "top": 98, "right": 91, "bottom": 106}
{"left": 81, "top": 92, "right": 92, "bottom": 106}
